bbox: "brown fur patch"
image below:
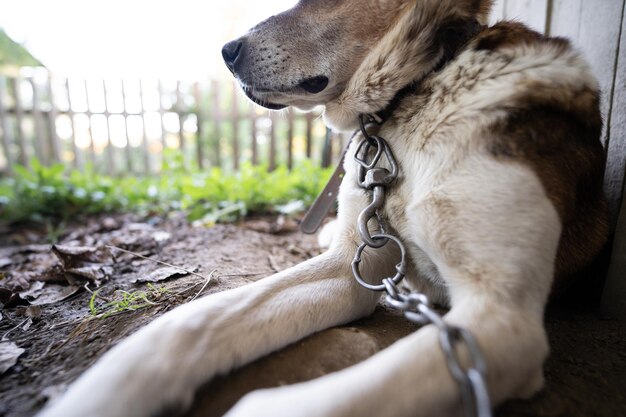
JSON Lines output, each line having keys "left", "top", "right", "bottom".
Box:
{"left": 474, "top": 21, "right": 569, "bottom": 52}
{"left": 488, "top": 104, "right": 609, "bottom": 290}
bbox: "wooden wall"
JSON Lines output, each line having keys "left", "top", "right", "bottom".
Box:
{"left": 491, "top": 0, "right": 626, "bottom": 318}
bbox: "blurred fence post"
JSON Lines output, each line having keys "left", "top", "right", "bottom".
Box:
{"left": 0, "top": 73, "right": 343, "bottom": 176}
{"left": 0, "top": 76, "right": 14, "bottom": 173}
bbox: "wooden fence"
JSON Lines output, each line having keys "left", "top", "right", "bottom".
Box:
{"left": 1, "top": 1, "right": 625, "bottom": 314}
{"left": 2, "top": 2, "right": 622, "bottom": 220}
{"left": 0, "top": 74, "right": 345, "bottom": 175}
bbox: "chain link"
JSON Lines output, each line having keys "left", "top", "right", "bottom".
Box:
{"left": 351, "top": 114, "right": 493, "bottom": 417}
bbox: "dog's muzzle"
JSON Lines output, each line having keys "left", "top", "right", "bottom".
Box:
{"left": 221, "top": 38, "right": 288, "bottom": 110}
{"left": 221, "top": 37, "right": 331, "bottom": 110}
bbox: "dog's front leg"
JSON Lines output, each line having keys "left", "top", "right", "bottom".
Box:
{"left": 37, "top": 247, "right": 384, "bottom": 417}
{"left": 225, "top": 161, "right": 564, "bottom": 417}
{"left": 223, "top": 296, "right": 549, "bottom": 417}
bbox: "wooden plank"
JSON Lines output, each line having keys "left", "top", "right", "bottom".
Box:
{"left": 503, "top": 0, "right": 549, "bottom": 33}
{"left": 305, "top": 112, "right": 313, "bottom": 158}
{"left": 121, "top": 80, "right": 133, "bottom": 173}
{"left": 250, "top": 103, "right": 258, "bottom": 165}
{"left": 0, "top": 76, "right": 14, "bottom": 173}
{"left": 158, "top": 80, "right": 167, "bottom": 163}
{"left": 29, "top": 78, "right": 47, "bottom": 164}
{"left": 602, "top": 198, "right": 626, "bottom": 319}
{"left": 139, "top": 80, "right": 151, "bottom": 173}
{"left": 193, "top": 82, "right": 204, "bottom": 170}
{"left": 84, "top": 80, "right": 97, "bottom": 167}
{"left": 11, "top": 78, "right": 27, "bottom": 166}
{"left": 65, "top": 79, "right": 79, "bottom": 169}
{"left": 548, "top": 0, "right": 582, "bottom": 38}
{"left": 231, "top": 82, "right": 240, "bottom": 170}
{"left": 321, "top": 127, "right": 332, "bottom": 168}
{"left": 599, "top": 0, "right": 626, "bottom": 320}
{"left": 489, "top": 0, "right": 506, "bottom": 25}
{"left": 575, "top": 0, "right": 623, "bottom": 147}
{"left": 549, "top": 0, "right": 625, "bottom": 223}
{"left": 287, "top": 108, "right": 294, "bottom": 169}
{"left": 211, "top": 80, "right": 221, "bottom": 168}
{"left": 46, "top": 76, "right": 61, "bottom": 164}
{"left": 269, "top": 112, "right": 276, "bottom": 171}
{"left": 101, "top": 80, "right": 113, "bottom": 174}
{"left": 604, "top": 0, "right": 626, "bottom": 225}
{"left": 549, "top": 0, "right": 624, "bottom": 145}
{"left": 176, "top": 81, "right": 186, "bottom": 167}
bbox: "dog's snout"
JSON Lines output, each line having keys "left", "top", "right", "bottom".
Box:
{"left": 222, "top": 40, "right": 243, "bottom": 72}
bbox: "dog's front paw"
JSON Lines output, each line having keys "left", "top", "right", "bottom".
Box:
{"left": 224, "top": 384, "right": 345, "bottom": 417}
{"left": 224, "top": 385, "right": 330, "bottom": 417}
{"left": 224, "top": 390, "right": 298, "bottom": 417}
{"left": 36, "top": 315, "right": 197, "bottom": 417}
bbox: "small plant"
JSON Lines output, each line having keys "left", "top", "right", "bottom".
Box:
{"left": 0, "top": 159, "right": 333, "bottom": 225}
{"left": 89, "top": 284, "right": 171, "bottom": 319}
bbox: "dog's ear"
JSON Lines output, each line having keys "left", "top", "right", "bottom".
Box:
{"left": 462, "top": 0, "right": 493, "bottom": 24}
{"left": 437, "top": 0, "right": 493, "bottom": 24}
{"left": 466, "top": 0, "right": 494, "bottom": 14}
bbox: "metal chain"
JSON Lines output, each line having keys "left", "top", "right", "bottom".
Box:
{"left": 351, "top": 114, "right": 493, "bottom": 417}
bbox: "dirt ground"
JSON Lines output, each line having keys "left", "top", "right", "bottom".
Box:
{"left": 0, "top": 214, "right": 624, "bottom": 417}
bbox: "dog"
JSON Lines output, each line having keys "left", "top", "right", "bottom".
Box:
{"left": 38, "top": 0, "right": 608, "bottom": 416}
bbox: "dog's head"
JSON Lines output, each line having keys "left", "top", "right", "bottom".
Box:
{"left": 223, "top": 0, "right": 492, "bottom": 129}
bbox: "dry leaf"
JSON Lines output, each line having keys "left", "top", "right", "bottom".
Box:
{"left": 35, "top": 265, "right": 71, "bottom": 285}
{"left": 18, "top": 281, "right": 46, "bottom": 300}
{"left": 244, "top": 215, "right": 298, "bottom": 234}
{"left": 152, "top": 231, "right": 171, "bottom": 243}
{"left": 31, "top": 285, "right": 82, "bottom": 306}
{"left": 16, "top": 305, "right": 42, "bottom": 318}
{"left": 51, "top": 245, "right": 111, "bottom": 269}
{"left": 65, "top": 265, "right": 113, "bottom": 284}
{"left": 131, "top": 266, "right": 199, "bottom": 283}
{"left": 52, "top": 245, "right": 113, "bottom": 285}
{"left": 101, "top": 217, "right": 121, "bottom": 231}
{"left": 0, "top": 287, "right": 30, "bottom": 309}
{"left": 0, "top": 271, "right": 40, "bottom": 292}
{"left": 0, "top": 245, "right": 50, "bottom": 258}
{"left": 0, "top": 342, "right": 25, "bottom": 374}
{"left": 13, "top": 280, "right": 81, "bottom": 306}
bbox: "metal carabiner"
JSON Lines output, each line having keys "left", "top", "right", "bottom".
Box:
{"left": 354, "top": 136, "right": 399, "bottom": 188}
{"left": 359, "top": 113, "right": 380, "bottom": 147}
{"left": 351, "top": 233, "right": 407, "bottom": 291}
{"left": 354, "top": 136, "right": 384, "bottom": 171}
{"left": 357, "top": 186, "right": 387, "bottom": 247}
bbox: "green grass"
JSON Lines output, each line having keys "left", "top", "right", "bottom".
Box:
{"left": 89, "top": 284, "right": 170, "bottom": 319}
{"left": 0, "top": 158, "right": 333, "bottom": 226}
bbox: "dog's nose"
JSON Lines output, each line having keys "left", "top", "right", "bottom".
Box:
{"left": 222, "top": 40, "right": 243, "bottom": 72}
